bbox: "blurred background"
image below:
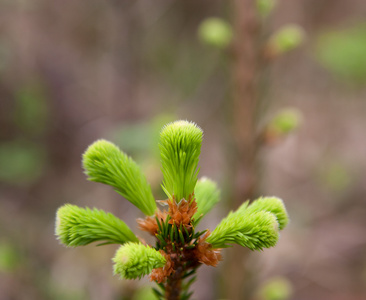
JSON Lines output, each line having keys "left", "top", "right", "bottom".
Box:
{"left": 1, "top": 0, "right": 366, "bottom": 299}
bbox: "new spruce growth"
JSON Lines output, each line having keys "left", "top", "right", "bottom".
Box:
{"left": 159, "top": 120, "right": 202, "bottom": 201}
{"left": 193, "top": 177, "right": 220, "bottom": 224}
{"left": 113, "top": 243, "right": 167, "bottom": 280}
{"left": 56, "top": 204, "right": 139, "bottom": 246}
{"left": 55, "top": 120, "right": 289, "bottom": 300}
{"left": 83, "top": 140, "right": 156, "bottom": 216}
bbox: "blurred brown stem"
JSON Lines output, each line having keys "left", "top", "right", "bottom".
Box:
{"left": 221, "top": 0, "right": 261, "bottom": 299}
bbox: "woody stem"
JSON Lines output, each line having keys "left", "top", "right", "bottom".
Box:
{"left": 165, "top": 266, "right": 184, "bottom": 300}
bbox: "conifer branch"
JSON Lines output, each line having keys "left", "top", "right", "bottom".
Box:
{"left": 159, "top": 120, "right": 203, "bottom": 202}
{"left": 56, "top": 204, "right": 139, "bottom": 247}
{"left": 82, "top": 140, "right": 156, "bottom": 216}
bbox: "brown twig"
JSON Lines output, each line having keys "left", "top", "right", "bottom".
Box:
{"left": 221, "top": 0, "right": 261, "bottom": 299}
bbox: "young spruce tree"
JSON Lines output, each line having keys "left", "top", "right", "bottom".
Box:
{"left": 55, "top": 120, "right": 289, "bottom": 300}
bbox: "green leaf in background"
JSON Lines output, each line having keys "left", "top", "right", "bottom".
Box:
{"left": 132, "top": 286, "right": 157, "bottom": 300}
{"left": 256, "top": 0, "right": 277, "bottom": 18}
{"left": 269, "top": 108, "right": 302, "bottom": 135}
{"left": 110, "top": 114, "right": 177, "bottom": 158}
{"left": 14, "top": 81, "right": 49, "bottom": 136}
{"left": 0, "top": 38, "right": 11, "bottom": 72}
{"left": 318, "top": 161, "right": 352, "bottom": 193}
{"left": 315, "top": 23, "right": 366, "bottom": 84}
{"left": 198, "top": 17, "right": 233, "bottom": 49}
{"left": 257, "top": 276, "right": 293, "bottom": 300}
{"left": 0, "top": 140, "right": 46, "bottom": 185}
{"left": 269, "top": 24, "right": 305, "bottom": 55}
{"left": 0, "top": 242, "right": 19, "bottom": 273}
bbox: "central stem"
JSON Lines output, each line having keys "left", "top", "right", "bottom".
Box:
{"left": 165, "top": 266, "right": 184, "bottom": 300}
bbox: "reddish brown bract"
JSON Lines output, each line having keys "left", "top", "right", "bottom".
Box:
{"left": 138, "top": 196, "right": 221, "bottom": 286}
{"left": 137, "top": 210, "right": 167, "bottom": 235}
{"left": 167, "top": 197, "right": 197, "bottom": 226}
{"left": 193, "top": 231, "right": 222, "bottom": 267}
{"left": 150, "top": 251, "right": 174, "bottom": 283}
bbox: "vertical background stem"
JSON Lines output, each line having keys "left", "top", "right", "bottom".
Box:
{"left": 221, "top": 0, "right": 260, "bottom": 299}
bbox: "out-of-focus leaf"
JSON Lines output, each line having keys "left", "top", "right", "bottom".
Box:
{"left": 0, "top": 39, "right": 11, "bottom": 72}
{"left": 198, "top": 17, "right": 233, "bottom": 49}
{"left": 319, "top": 161, "right": 352, "bottom": 193}
{"left": 257, "top": 276, "right": 293, "bottom": 300}
{"left": 256, "top": 0, "right": 277, "bottom": 18}
{"left": 269, "top": 24, "right": 305, "bottom": 55}
{"left": 0, "top": 242, "right": 19, "bottom": 273}
{"left": 132, "top": 286, "right": 157, "bottom": 300}
{"left": 315, "top": 23, "right": 366, "bottom": 84}
{"left": 142, "top": 34, "right": 218, "bottom": 97}
{"left": 110, "top": 114, "right": 176, "bottom": 157}
{"left": 269, "top": 108, "right": 302, "bottom": 135}
{"left": 111, "top": 123, "right": 153, "bottom": 154}
{"left": 0, "top": 140, "right": 46, "bottom": 185}
{"left": 14, "top": 82, "right": 49, "bottom": 136}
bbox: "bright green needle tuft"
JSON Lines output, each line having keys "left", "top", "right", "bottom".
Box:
{"left": 193, "top": 177, "right": 220, "bottom": 224}
{"left": 245, "top": 197, "right": 289, "bottom": 230}
{"left": 82, "top": 139, "right": 156, "bottom": 216}
{"left": 207, "top": 196, "right": 289, "bottom": 249}
{"left": 207, "top": 209, "right": 279, "bottom": 250}
{"left": 159, "top": 120, "right": 203, "bottom": 202}
{"left": 55, "top": 204, "right": 139, "bottom": 247}
{"left": 113, "top": 243, "right": 166, "bottom": 280}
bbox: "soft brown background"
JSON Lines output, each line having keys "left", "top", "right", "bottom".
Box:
{"left": 1, "top": 0, "right": 366, "bottom": 299}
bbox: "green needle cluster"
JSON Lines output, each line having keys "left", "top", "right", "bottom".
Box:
{"left": 244, "top": 197, "right": 289, "bottom": 230}
{"left": 207, "top": 197, "right": 289, "bottom": 250}
{"left": 193, "top": 177, "right": 220, "bottom": 224}
{"left": 113, "top": 243, "right": 166, "bottom": 280}
{"left": 82, "top": 139, "right": 156, "bottom": 216}
{"left": 56, "top": 204, "right": 139, "bottom": 247}
{"left": 159, "top": 121, "right": 203, "bottom": 201}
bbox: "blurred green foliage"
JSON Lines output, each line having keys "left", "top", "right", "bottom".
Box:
{"left": 257, "top": 276, "right": 293, "bottom": 300}
{"left": 319, "top": 161, "right": 352, "bottom": 193}
{"left": 269, "top": 108, "right": 302, "bottom": 135}
{"left": 144, "top": 39, "right": 217, "bottom": 97}
{"left": 112, "top": 123, "right": 152, "bottom": 154}
{"left": 316, "top": 23, "right": 366, "bottom": 84}
{"left": 132, "top": 286, "right": 157, "bottom": 300}
{"left": 269, "top": 24, "right": 305, "bottom": 55}
{"left": 109, "top": 115, "right": 176, "bottom": 198}
{"left": 110, "top": 114, "right": 176, "bottom": 158}
{"left": 256, "top": 0, "right": 277, "bottom": 18}
{"left": 0, "top": 140, "right": 46, "bottom": 185}
{"left": 50, "top": 283, "right": 86, "bottom": 300}
{"left": 198, "top": 17, "right": 233, "bottom": 49}
{"left": 0, "top": 39, "right": 11, "bottom": 72}
{"left": 0, "top": 242, "right": 19, "bottom": 273}
{"left": 14, "top": 81, "right": 49, "bottom": 136}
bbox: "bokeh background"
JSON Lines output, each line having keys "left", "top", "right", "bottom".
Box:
{"left": 1, "top": 0, "right": 366, "bottom": 299}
